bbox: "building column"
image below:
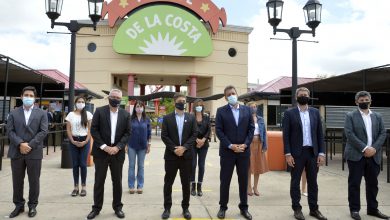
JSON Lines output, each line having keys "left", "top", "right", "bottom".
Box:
{"left": 175, "top": 85, "right": 181, "bottom": 93}
{"left": 154, "top": 99, "right": 160, "bottom": 115}
{"left": 189, "top": 76, "right": 197, "bottom": 97}
{"left": 140, "top": 84, "right": 146, "bottom": 96}
{"left": 127, "top": 74, "right": 135, "bottom": 96}
{"left": 189, "top": 76, "right": 197, "bottom": 112}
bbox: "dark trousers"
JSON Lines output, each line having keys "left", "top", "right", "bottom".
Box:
{"left": 191, "top": 146, "right": 208, "bottom": 183}
{"left": 219, "top": 155, "right": 250, "bottom": 211}
{"left": 347, "top": 157, "right": 380, "bottom": 212}
{"left": 92, "top": 156, "right": 124, "bottom": 211}
{"left": 290, "top": 148, "right": 319, "bottom": 211}
{"left": 69, "top": 136, "right": 90, "bottom": 186}
{"left": 11, "top": 158, "right": 42, "bottom": 209}
{"left": 164, "top": 159, "right": 192, "bottom": 210}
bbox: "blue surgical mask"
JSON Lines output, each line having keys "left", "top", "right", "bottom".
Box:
{"left": 227, "top": 95, "right": 238, "bottom": 105}
{"left": 22, "top": 97, "right": 34, "bottom": 107}
{"left": 195, "top": 106, "right": 203, "bottom": 112}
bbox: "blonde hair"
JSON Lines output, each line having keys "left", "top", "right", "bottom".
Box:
{"left": 247, "top": 101, "right": 257, "bottom": 107}
{"left": 295, "top": 87, "right": 310, "bottom": 97}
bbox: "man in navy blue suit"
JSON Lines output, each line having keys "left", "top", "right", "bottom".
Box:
{"left": 215, "top": 85, "right": 254, "bottom": 220}
{"left": 282, "top": 87, "right": 327, "bottom": 220}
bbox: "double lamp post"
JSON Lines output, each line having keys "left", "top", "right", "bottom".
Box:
{"left": 45, "top": 0, "right": 104, "bottom": 112}
{"left": 266, "top": 0, "right": 322, "bottom": 105}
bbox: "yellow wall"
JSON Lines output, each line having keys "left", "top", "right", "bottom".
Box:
{"left": 75, "top": 21, "right": 252, "bottom": 115}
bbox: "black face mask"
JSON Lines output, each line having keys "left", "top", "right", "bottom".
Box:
{"left": 175, "top": 102, "right": 186, "bottom": 110}
{"left": 358, "top": 102, "right": 370, "bottom": 110}
{"left": 109, "top": 98, "right": 121, "bottom": 108}
{"left": 297, "top": 96, "right": 310, "bottom": 105}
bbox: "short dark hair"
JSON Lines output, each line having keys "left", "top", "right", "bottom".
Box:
{"left": 173, "top": 93, "right": 186, "bottom": 102}
{"left": 21, "top": 86, "right": 37, "bottom": 97}
{"left": 355, "top": 91, "right": 371, "bottom": 101}
{"left": 224, "top": 85, "right": 237, "bottom": 96}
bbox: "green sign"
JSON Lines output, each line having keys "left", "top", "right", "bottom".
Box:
{"left": 113, "top": 5, "right": 213, "bottom": 57}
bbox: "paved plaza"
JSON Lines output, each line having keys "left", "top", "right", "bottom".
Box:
{"left": 0, "top": 136, "right": 389, "bottom": 220}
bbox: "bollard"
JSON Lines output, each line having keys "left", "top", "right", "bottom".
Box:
{"left": 61, "top": 138, "right": 73, "bottom": 169}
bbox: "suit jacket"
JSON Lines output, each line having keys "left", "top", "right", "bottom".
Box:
{"left": 344, "top": 109, "right": 386, "bottom": 165}
{"left": 161, "top": 112, "right": 197, "bottom": 160}
{"left": 282, "top": 107, "right": 325, "bottom": 157}
{"left": 6, "top": 106, "right": 48, "bottom": 159}
{"left": 91, "top": 105, "right": 131, "bottom": 161}
{"left": 215, "top": 104, "right": 255, "bottom": 158}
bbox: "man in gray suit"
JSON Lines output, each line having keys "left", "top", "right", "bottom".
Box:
{"left": 344, "top": 91, "right": 389, "bottom": 220}
{"left": 6, "top": 86, "right": 48, "bottom": 218}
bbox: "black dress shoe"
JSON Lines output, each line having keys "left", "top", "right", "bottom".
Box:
{"left": 161, "top": 209, "right": 170, "bottom": 219}
{"left": 115, "top": 210, "right": 125, "bottom": 219}
{"left": 87, "top": 210, "right": 100, "bottom": 219}
{"left": 309, "top": 210, "right": 327, "bottom": 220}
{"left": 28, "top": 208, "right": 37, "bottom": 218}
{"left": 350, "top": 212, "right": 361, "bottom": 220}
{"left": 367, "top": 210, "right": 389, "bottom": 219}
{"left": 183, "top": 209, "right": 192, "bottom": 219}
{"left": 240, "top": 210, "right": 252, "bottom": 220}
{"left": 294, "top": 210, "right": 305, "bottom": 220}
{"left": 217, "top": 209, "right": 226, "bottom": 219}
{"left": 9, "top": 207, "right": 24, "bottom": 218}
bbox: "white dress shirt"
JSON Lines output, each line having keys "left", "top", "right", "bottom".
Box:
{"left": 175, "top": 111, "right": 185, "bottom": 145}
{"left": 359, "top": 109, "right": 373, "bottom": 152}
{"left": 23, "top": 106, "right": 33, "bottom": 125}
{"left": 298, "top": 105, "right": 313, "bottom": 147}
{"left": 100, "top": 107, "right": 119, "bottom": 150}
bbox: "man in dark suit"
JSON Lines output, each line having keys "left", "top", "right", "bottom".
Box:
{"left": 86, "top": 89, "right": 131, "bottom": 219}
{"left": 215, "top": 85, "right": 254, "bottom": 220}
{"left": 161, "top": 93, "right": 197, "bottom": 220}
{"left": 6, "top": 86, "right": 48, "bottom": 218}
{"left": 282, "top": 87, "right": 327, "bottom": 220}
{"left": 344, "top": 91, "right": 388, "bottom": 220}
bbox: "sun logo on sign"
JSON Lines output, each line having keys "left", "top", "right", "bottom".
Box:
{"left": 139, "top": 32, "right": 187, "bottom": 56}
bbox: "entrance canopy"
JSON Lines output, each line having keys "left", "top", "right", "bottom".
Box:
{"left": 280, "top": 64, "right": 390, "bottom": 107}
{"left": 0, "top": 55, "right": 65, "bottom": 98}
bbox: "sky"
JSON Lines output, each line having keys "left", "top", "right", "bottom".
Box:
{"left": 0, "top": 0, "right": 390, "bottom": 85}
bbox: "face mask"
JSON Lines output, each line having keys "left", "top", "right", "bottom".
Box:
{"left": 76, "top": 103, "right": 85, "bottom": 110}
{"left": 297, "top": 96, "right": 309, "bottom": 105}
{"left": 358, "top": 102, "right": 370, "bottom": 110}
{"left": 175, "top": 102, "right": 186, "bottom": 111}
{"left": 22, "top": 97, "right": 34, "bottom": 107}
{"left": 195, "top": 106, "right": 203, "bottom": 112}
{"left": 227, "top": 95, "right": 238, "bottom": 105}
{"left": 136, "top": 107, "right": 144, "bottom": 113}
{"left": 109, "top": 98, "right": 121, "bottom": 108}
{"left": 251, "top": 108, "right": 257, "bottom": 114}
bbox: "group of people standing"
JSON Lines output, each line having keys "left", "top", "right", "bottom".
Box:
{"left": 5, "top": 85, "right": 389, "bottom": 220}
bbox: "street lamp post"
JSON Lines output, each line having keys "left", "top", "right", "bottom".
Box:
{"left": 45, "top": 0, "right": 103, "bottom": 111}
{"left": 266, "top": 0, "right": 322, "bottom": 106}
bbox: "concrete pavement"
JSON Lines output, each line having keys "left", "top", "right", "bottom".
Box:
{"left": 0, "top": 136, "right": 389, "bottom": 220}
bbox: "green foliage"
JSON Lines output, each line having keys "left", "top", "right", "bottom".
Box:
{"left": 161, "top": 98, "right": 175, "bottom": 114}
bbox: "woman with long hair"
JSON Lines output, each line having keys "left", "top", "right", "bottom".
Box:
{"left": 191, "top": 99, "right": 211, "bottom": 197}
{"left": 127, "top": 100, "right": 151, "bottom": 194}
{"left": 247, "top": 102, "right": 269, "bottom": 196}
{"left": 65, "top": 96, "right": 93, "bottom": 197}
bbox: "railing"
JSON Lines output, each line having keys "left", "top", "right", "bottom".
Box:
{"left": 324, "top": 127, "right": 390, "bottom": 183}
{"left": 0, "top": 122, "right": 67, "bottom": 171}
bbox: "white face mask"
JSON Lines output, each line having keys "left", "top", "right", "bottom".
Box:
{"left": 76, "top": 103, "right": 85, "bottom": 110}
{"left": 136, "top": 107, "right": 144, "bottom": 113}
{"left": 195, "top": 106, "right": 203, "bottom": 112}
